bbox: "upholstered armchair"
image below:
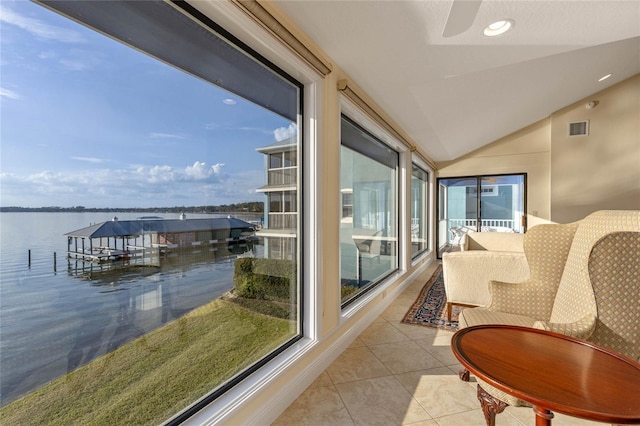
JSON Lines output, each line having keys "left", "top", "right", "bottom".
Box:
{"left": 444, "top": 223, "right": 579, "bottom": 324}
{"left": 443, "top": 232, "right": 529, "bottom": 321}
{"left": 458, "top": 210, "right": 640, "bottom": 426}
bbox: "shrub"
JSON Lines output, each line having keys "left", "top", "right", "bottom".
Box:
{"left": 234, "top": 258, "right": 295, "bottom": 301}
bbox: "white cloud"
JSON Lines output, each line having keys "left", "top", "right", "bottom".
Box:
{"left": 56, "top": 49, "right": 105, "bottom": 72}
{"left": 38, "top": 51, "right": 57, "bottom": 60}
{"left": 273, "top": 123, "right": 297, "bottom": 141}
{"left": 140, "top": 165, "right": 175, "bottom": 183}
{"left": 149, "top": 132, "right": 185, "bottom": 139}
{"left": 184, "top": 162, "right": 225, "bottom": 181}
{"left": 0, "top": 162, "right": 260, "bottom": 208}
{"left": 223, "top": 98, "right": 236, "bottom": 105}
{"left": 0, "top": 87, "right": 20, "bottom": 100}
{"left": 71, "top": 157, "right": 106, "bottom": 164}
{"left": 0, "top": 6, "right": 85, "bottom": 43}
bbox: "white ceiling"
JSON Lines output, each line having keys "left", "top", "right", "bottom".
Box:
{"left": 274, "top": 0, "right": 640, "bottom": 162}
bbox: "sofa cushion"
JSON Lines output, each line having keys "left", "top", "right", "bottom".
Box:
{"left": 459, "top": 307, "right": 537, "bottom": 329}
{"left": 461, "top": 232, "right": 524, "bottom": 252}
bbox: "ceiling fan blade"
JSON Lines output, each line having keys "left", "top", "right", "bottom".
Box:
{"left": 442, "top": 0, "right": 482, "bottom": 37}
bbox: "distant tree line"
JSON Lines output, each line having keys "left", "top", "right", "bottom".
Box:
{"left": 0, "top": 202, "right": 264, "bottom": 214}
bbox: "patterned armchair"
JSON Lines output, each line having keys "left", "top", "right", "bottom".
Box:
{"left": 458, "top": 221, "right": 580, "bottom": 331}
{"left": 458, "top": 210, "right": 640, "bottom": 425}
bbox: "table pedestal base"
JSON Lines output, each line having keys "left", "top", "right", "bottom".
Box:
{"left": 533, "top": 406, "right": 554, "bottom": 426}
{"left": 477, "top": 385, "right": 507, "bottom": 426}
{"left": 459, "top": 368, "right": 470, "bottom": 381}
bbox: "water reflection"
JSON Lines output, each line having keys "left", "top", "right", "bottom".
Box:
{"left": 1, "top": 242, "right": 258, "bottom": 406}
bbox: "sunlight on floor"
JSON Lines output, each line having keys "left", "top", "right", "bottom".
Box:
{"left": 273, "top": 263, "right": 603, "bottom": 426}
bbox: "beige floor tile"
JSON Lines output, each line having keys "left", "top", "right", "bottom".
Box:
{"left": 369, "top": 316, "right": 388, "bottom": 325}
{"left": 368, "top": 340, "right": 444, "bottom": 374}
{"left": 348, "top": 337, "right": 366, "bottom": 349}
{"left": 434, "top": 408, "right": 525, "bottom": 426}
{"left": 335, "top": 375, "right": 432, "bottom": 426}
{"left": 505, "top": 405, "right": 603, "bottom": 426}
{"left": 394, "top": 366, "right": 480, "bottom": 418}
{"left": 325, "top": 346, "right": 391, "bottom": 384}
{"left": 307, "top": 371, "right": 333, "bottom": 389}
{"left": 402, "top": 420, "right": 438, "bottom": 426}
{"left": 413, "top": 337, "right": 458, "bottom": 366}
{"left": 272, "top": 384, "right": 354, "bottom": 426}
{"left": 390, "top": 322, "right": 440, "bottom": 340}
{"left": 445, "top": 362, "right": 470, "bottom": 378}
{"left": 358, "top": 320, "right": 411, "bottom": 346}
{"left": 381, "top": 301, "right": 413, "bottom": 322}
{"left": 550, "top": 412, "right": 603, "bottom": 426}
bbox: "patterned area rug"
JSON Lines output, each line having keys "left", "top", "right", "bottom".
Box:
{"left": 401, "top": 265, "right": 460, "bottom": 331}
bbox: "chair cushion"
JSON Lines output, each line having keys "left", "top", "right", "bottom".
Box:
{"left": 458, "top": 307, "right": 537, "bottom": 329}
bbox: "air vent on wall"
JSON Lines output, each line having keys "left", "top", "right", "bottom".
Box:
{"left": 569, "top": 120, "right": 589, "bottom": 136}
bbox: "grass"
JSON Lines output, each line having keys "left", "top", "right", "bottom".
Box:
{"left": 0, "top": 298, "right": 295, "bottom": 425}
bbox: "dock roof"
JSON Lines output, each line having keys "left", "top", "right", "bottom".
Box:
{"left": 65, "top": 217, "right": 256, "bottom": 239}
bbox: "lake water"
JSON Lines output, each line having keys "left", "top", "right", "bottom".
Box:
{"left": 0, "top": 212, "right": 259, "bottom": 406}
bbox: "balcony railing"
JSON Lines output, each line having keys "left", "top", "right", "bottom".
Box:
{"left": 267, "top": 168, "right": 297, "bottom": 186}
{"left": 268, "top": 213, "right": 297, "bottom": 229}
{"left": 449, "top": 218, "right": 516, "bottom": 230}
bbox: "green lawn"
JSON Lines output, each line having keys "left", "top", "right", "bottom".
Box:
{"left": 0, "top": 298, "right": 294, "bottom": 425}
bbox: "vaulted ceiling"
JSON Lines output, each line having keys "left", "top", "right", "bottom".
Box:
{"left": 274, "top": 0, "right": 640, "bottom": 162}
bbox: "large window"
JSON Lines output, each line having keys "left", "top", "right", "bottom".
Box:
{"left": 340, "top": 116, "right": 399, "bottom": 306}
{"left": 0, "top": 1, "right": 302, "bottom": 424}
{"left": 437, "top": 174, "right": 526, "bottom": 257}
{"left": 411, "top": 164, "right": 429, "bottom": 258}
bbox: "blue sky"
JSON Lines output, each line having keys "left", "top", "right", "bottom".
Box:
{"left": 0, "top": 0, "right": 296, "bottom": 208}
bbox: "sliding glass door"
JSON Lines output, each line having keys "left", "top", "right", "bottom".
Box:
{"left": 437, "top": 174, "right": 526, "bottom": 257}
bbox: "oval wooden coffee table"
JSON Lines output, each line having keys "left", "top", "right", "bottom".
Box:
{"left": 451, "top": 325, "right": 640, "bottom": 426}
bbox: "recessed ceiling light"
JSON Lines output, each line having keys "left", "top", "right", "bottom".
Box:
{"left": 598, "top": 74, "right": 612, "bottom": 82}
{"left": 483, "top": 19, "right": 515, "bottom": 37}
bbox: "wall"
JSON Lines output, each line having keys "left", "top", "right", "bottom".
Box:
{"left": 437, "top": 118, "right": 552, "bottom": 228}
{"left": 550, "top": 74, "right": 640, "bottom": 222}
{"left": 437, "top": 73, "right": 640, "bottom": 226}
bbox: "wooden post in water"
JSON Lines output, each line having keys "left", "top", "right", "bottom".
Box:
{"left": 28, "top": 250, "right": 31, "bottom": 268}
{"left": 54, "top": 252, "right": 57, "bottom": 272}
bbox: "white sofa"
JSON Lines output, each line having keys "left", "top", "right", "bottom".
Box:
{"left": 442, "top": 232, "right": 530, "bottom": 321}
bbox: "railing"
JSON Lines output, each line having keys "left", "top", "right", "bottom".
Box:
{"left": 411, "top": 217, "right": 421, "bottom": 239}
{"left": 267, "top": 168, "right": 297, "bottom": 186}
{"left": 267, "top": 213, "right": 297, "bottom": 229}
{"left": 448, "top": 218, "right": 516, "bottom": 230}
{"left": 446, "top": 218, "right": 521, "bottom": 245}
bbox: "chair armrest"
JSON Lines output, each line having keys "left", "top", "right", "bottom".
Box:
{"left": 443, "top": 251, "right": 529, "bottom": 307}
{"left": 533, "top": 314, "right": 597, "bottom": 340}
{"left": 487, "top": 279, "right": 557, "bottom": 320}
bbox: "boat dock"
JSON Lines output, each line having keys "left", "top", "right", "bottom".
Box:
{"left": 65, "top": 215, "right": 257, "bottom": 264}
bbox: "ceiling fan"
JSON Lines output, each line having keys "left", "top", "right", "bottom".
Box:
{"left": 442, "top": 0, "right": 482, "bottom": 37}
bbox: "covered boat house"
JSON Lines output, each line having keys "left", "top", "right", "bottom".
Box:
{"left": 65, "top": 215, "right": 257, "bottom": 263}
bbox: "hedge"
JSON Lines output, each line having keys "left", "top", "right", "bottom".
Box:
{"left": 233, "top": 257, "right": 296, "bottom": 301}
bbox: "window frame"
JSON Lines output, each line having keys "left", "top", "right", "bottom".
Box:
{"left": 30, "top": 0, "right": 317, "bottom": 424}
{"left": 171, "top": 2, "right": 324, "bottom": 425}
{"left": 338, "top": 99, "right": 406, "bottom": 314}
{"left": 410, "top": 161, "right": 431, "bottom": 260}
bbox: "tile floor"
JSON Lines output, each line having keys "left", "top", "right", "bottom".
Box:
{"left": 273, "top": 263, "right": 603, "bottom": 426}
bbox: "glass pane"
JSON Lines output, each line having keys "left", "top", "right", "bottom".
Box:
{"left": 437, "top": 177, "right": 477, "bottom": 257}
{"left": 0, "top": 1, "right": 301, "bottom": 424}
{"left": 270, "top": 192, "right": 283, "bottom": 212}
{"left": 411, "top": 164, "right": 429, "bottom": 258}
{"left": 270, "top": 153, "right": 283, "bottom": 169}
{"left": 480, "top": 175, "right": 525, "bottom": 233}
{"left": 284, "top": 150, "right": 297, "bottom": 167}
{"left": 340, "top": 117, "right": 398, "bottom": 306}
